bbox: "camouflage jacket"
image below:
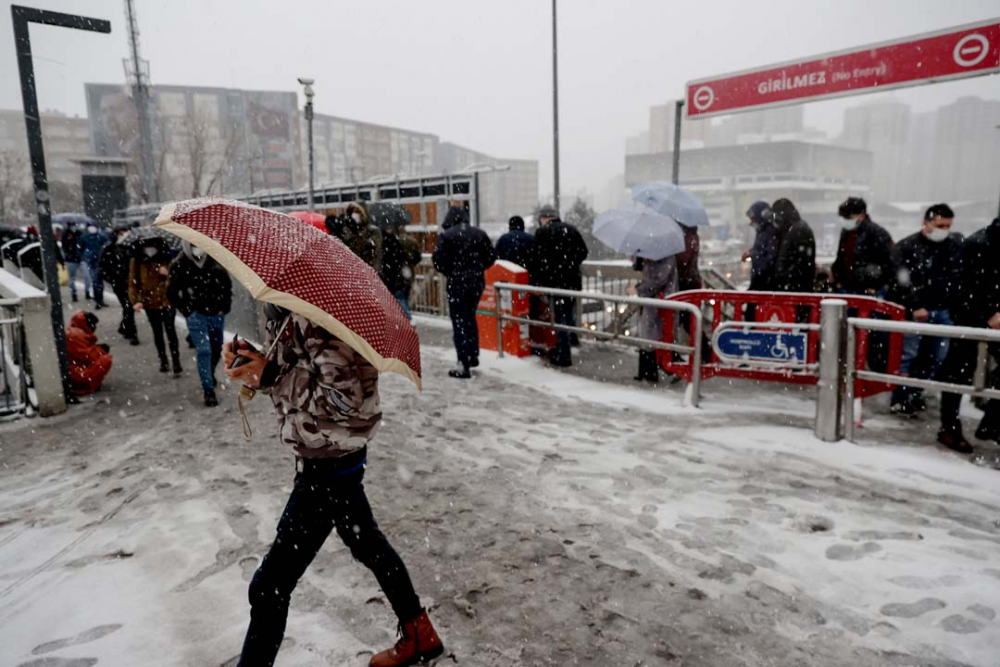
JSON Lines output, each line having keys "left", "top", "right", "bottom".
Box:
{"left": 260, "top": 314, "right": 381, "bottom": 458}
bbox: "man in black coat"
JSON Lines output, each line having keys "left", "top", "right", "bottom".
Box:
{"left": 935, "top": 217, "right": 1000, "bottom": 454}
{"left": 432, "top": 206, "right": 497, "bottom": 379}
{"left": 167, "top": 242, "right": 233, "bottom": 406}
{"left": 526, "top": 206, "right": 589, "bottom": 367}
{"left": 770, "top": 199, "right": 815, "bottom": 294}
{"left": 831, "top": 197, "right": 893, "bottom": 296}
{"left": 99, "top": 226, "right": 140, "bottom": 345}
{"left": 744, "top": 201, "right": 779, "bottom": 292}
{"left": 495, "top": 215, "right": 534, "bottom": 269}
{"left": 886, "top": 203, "right": 964, "bottom": 416}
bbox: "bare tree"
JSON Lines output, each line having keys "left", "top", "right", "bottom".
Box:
{"left": 102, "top": 97, "right": 171, "bottom": 203}
{"left": 0, "top": 149, "right": 30, "bottom": 223}
{"left": 182, "top": 107, "right": 241, "bottom": 198}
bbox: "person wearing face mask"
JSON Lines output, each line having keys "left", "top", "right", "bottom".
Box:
{"left": 886, "top": 203, "right": 963, "bottom": 417}
{"left": 167, "top": 242, "right": 233, "bottom": 407}
{"left": 99, "top": 226, "right": 140, "bottom": 345}
{"left": 129, "top": 238, "right": 183, "bottom": 376}
{"left": 335, "top": 202, "right": 378, "bottom": 269}
{"left": 831, "top": 198, "right": 893, "bottom": 296}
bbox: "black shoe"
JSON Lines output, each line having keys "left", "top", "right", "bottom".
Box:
{"left": 172, "top": 362, "right": 183, "bottom": 377}
{"left": 975, "top": 425, "right": 999, "bottom": 445}
{"left": 891, "top": 401, "right": 919, "bottom": 418}
{"left": 71, "top": 294, "right": 78, "bottom": 303}
{"left": 185, "top": 334, "right": 195, "bottom": 349}
{"left": 204, "top": 389, "right": 219, "bottom": 407}
{"left": 634, "top": 350, "right": 659, "bottom": 384}
{"left": 85, "top": 293, "right": 92, "bottom": 301}
{"left": 95, "top": 302, "right": 103, "bottom": 310}
{"left": 469, "top": 358, "right": 480, "bottom": 368}
{"left": 937, "top": 428, "right": 974, "bottom": 455}
{"left": 130, "top": 338, "right": 141, "bottom": 346}
{"left": 911, "top": 395, "right": 928, "bottom": 412}
{"left": 159, "top": 360, "right": 169, "bottom": 373}
{"left": 448, "top": 364, "right": 471, "bottom": 379}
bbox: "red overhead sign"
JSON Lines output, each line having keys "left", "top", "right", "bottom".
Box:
{"left": 686, "top": 19, "right": 1000, "bottom": 118}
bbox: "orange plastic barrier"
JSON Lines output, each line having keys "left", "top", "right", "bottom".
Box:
{"left": 478, "top": 261, "right": 531, "bottom": 357}
{"left": 658, "top": 290, "right": 906, "bottom": 398}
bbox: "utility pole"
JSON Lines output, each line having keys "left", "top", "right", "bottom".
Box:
{"left": 298, "top": 78, "right": 315, "bottom": 212}
{"left": 672, "top": 100, "right": 684, "bottom": 185}
{"left": 124, "top": 0, "right": 157, "bottom": 203}
{"left": 11, "top": 5, "right": 111, "bottom": 397}
{"left": 551, "top": 0, "right": 561, "bottom": 213}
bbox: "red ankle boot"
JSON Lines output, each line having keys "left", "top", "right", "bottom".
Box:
{"left": 370, "top": 609, "right": 444, "bottom": 667}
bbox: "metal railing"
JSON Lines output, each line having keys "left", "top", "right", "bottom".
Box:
{"left": 0, "top": 298, "right": 28, "bottom": 419}
{"left": 492, "top": 282, "right": 703, "bottom": 406}
{"left": 845, "top": 317, "right": 1000, "bottom": 442}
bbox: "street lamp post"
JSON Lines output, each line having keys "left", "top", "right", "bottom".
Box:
{"left": 11, "top": 5, "right": 111, "bottom": 397}
{"left": 551, "top": 0, "right": 561, "bottom": 213}
{"left": 298, "top": 77, "right": 315, "bottom": 212}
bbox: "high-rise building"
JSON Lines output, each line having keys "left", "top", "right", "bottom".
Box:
{"left": 0, "top": 109, "right": 91, "bottom": 187}
{"left": 931, "top": 96, "right": 1000, "bottom": 203}
{"left": 436, "top": 142, "right": 539, "bottom": 224}
{"left": 306, "top": 113, "right": 438, "bottom": 186}
{"left": 86, "top": 83, "right": 301, "bottom": 201}
{"left": 837, "top": 100, "right": 910, "bottom": 201}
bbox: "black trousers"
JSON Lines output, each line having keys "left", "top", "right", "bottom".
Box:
{"left": 938, "top": 338, "right": 1000, "bottom": 435}
{"left": 112, "top": 284, "right": 137, "bottom": 340}
{"left": 238, "top": 451, "right": 421, "bottom": 667}
{"left": 448, "top": 284, "right": 483, "bottom": 366}
{"left": 145, "top": 307, "right": 179, "bottom": 365}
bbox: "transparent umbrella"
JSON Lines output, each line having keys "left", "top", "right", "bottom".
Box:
{"left": 592, "top": 208, "right": 685, "bottom": 260}
{"left": 631, "top": 181, "right": 710, "bottom": 228}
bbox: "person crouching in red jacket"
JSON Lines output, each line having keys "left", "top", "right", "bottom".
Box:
{"left": 66, "top": 311, "right": 113, "bottom": 395}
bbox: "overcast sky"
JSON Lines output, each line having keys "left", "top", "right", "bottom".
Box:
{"left": 2, "top": 0, "right": 999, "bottom": 204}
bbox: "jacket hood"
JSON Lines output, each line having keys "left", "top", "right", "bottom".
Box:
{"left": 134, "top": 237, "right": 171, "bottom": 261}
{"left": 508, "top": 216, "right": 525, "bottom": 232}
{"left": 345, "top": 203, "right": 369, "bottom": 225}
{"left": 746, "top": 201, "right": 772, "bottom": 226}
{"left": 70, "top": 310, "right": 97, "bottom": 334}
{"left": 771, "top": 199, "right": 801, "bottom": 228}
{"left": 442, "top": 206, "right": 469, "bottom": 230}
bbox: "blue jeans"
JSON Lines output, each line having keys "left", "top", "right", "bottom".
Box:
{"left": 892, "top": 309, "right": 951, "bottom": 405}
{"left": 186, "top": 312, "right": 225, "bottom": 392}
{"left": 394, "top": 290, "right": 412, "bottom": 321}
{"left": 66, "top": 262, "right": 81, "bottom": 298}
{"left": 83, "top": 260, "right": 103, "bottom": 304}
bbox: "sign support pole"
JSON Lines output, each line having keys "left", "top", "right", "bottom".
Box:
{"left": 671, "top": 100, "right": 684, "bottom": 185}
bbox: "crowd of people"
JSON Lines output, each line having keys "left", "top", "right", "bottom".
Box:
{"left": 743, "top": 197, "right": 999, "bottom": 454}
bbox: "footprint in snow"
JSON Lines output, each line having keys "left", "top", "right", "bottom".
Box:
{"left": 31, "top": 624, "right": 122, "bottom": 655}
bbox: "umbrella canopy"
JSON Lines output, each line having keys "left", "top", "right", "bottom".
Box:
{"left": 368, "top": 202, "right": 412, "bottom": 230}
{"left": 52, "top": 213, "right": 96, "bottom": 227}
{"left": 120, "top": 225, "right": 183, "bottom": 252}
{"left": 592, "top": 208, "right": 685, "bottom": 260}
{"left": 154, "top": 197, "right": 421, "bottom": 388}
{"left": 631, "top": 182, "right": 710, "bottom": 228}
{"left": 286, "top": 210, "right": 328, "bottom": 232}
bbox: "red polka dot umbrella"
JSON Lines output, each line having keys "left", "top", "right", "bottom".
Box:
{"left": 155, "top": 197, "right": 421, "bottom": 388}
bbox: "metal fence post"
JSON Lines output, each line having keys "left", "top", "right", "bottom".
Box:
{"left": 815, "top": 299, "right": 847, "bottom": 441}
{"left": 844, "top": 321, "right": 857, "bottom": 442}
{"left": 495, "top": 284, "right": 505, "bottom": 358}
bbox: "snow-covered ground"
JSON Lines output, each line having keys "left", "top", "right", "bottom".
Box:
{"left": 1, "top": 300, "right": 998, "bottom": 666}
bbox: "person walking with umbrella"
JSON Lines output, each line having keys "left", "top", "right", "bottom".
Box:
{"left": 156, "top": 198, "right": 441, "bottom": 667}
{"left": 433, "top": 206, "right": 497, "bottom": 378}
{"left": 129, "top": 237, "right": 182, "bottom": 375}
{"left": 167, "top": 242, "right": 232, "bottom": 406}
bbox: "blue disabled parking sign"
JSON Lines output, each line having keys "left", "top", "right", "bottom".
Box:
{"left": 715, "top": 330, "right": 807, "bottom": 363}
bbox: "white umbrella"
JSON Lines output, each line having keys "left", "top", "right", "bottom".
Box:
{"left": 592, "top": 208, "right": 685, "bottom": 260}
{"left": 631, "top": 181, "right": 710, "bottom": 228}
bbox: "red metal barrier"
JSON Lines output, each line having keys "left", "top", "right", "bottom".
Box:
{"left": 657, "top": 290, "right": 906, "bottom": 398}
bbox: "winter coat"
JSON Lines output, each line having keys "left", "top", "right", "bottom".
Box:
{"left": 525, "top": 218, "right": 588, "bottom": 291}
{"left": 495, "top": 229, "right": 534, "bottom": 269}
{"left": 379, "top": 230, "right": 422, "bottom": 295}
{"left": 676, "top": 226, "right": 703, "bottom": 291}
{"left": 952, "top": 219, "right": 1000, "bottom": 328}
{"left": 772, "top": 218, "right": 816, "bottom": 293}
{"left": 258, "top": 314, "right": 381, "bottom": 459}
{"left": 831, "top": 216, "right": 893, "bottom": 295}
{"left": 77, "top": 231, "right": 109, "bottom": 265}
{"left": 167, "top": 248, "right": 233, "bottom": 317}
{"left": 334, "top": 205, "right": 378, "bottom": 269}
{"left": 66, "top": 311, "right": 112, "bottom": 395}
{"left": 887, "top": 231, "right": 963, "bottom": 316}
{"left": 432, "top": 208, "right": 497, "bottom": 298}
{"left": 128, "top": 241, "right": 173, "bottom": 310}
{"left": 61, "top": 228, "right": 83, "bottom": 263}
{"left": 748, "top": 222, "right": 780, "bottom": 291}
{"left": 99, "top": 241, "right": 133, "bottom": 292}
{"left": 635, "top": 256, "right": 678, "bottom": 346}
